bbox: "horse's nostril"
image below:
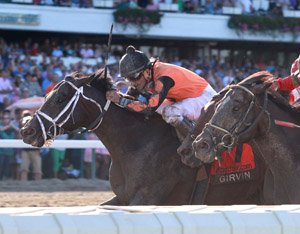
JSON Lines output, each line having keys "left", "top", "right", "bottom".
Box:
{"left": 199, "top": 142, "right": 207, "bottom": 149}
{"left": 182, "top": 148, "right": 191, "bottom": 156}
{"left": 25, "top": 128, "right": 34, "bottom": 135}
{"left": 195, "top": 141, "right": 210, "bottom": 152}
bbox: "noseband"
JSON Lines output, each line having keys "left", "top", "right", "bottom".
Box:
{"left": 204, "top": 84, "right": 269, "bottom": 153}
{"left": 35, "top": 81, "right": 104, "bottom": 146}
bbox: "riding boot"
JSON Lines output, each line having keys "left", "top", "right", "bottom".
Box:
{"left": 174, "top": 117, "right": 195, "bottom": 142}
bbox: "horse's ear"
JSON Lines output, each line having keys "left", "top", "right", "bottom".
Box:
{"left": 76, "top": 69, "right": 105, "bottom": 87}
{"left": 252, "top": 82, "right": 272, "bottom": 95}
{"left": 65, "top": 72, "right": 85, "bottom": 83}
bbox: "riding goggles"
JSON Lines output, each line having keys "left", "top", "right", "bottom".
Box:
{"left": 125, "top": 71, "right": 144, "bottom": 82}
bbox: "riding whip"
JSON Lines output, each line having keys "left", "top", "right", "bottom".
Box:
{"left": 274, "top": 120, "right": 300, "bottom": 129}
{"left": 78, "top": 24, "right": 114, "bottom": 135}
{"left": 104, "top": 24, "right": 114, "bottom": 81}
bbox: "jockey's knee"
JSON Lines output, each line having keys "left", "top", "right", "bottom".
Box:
{"left": 161, "top": 105, "right": 183, "bottom": 126}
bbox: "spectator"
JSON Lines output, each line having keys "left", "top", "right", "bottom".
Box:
{"left": 83, "top": 133, "right": 96, "bottom": 179}
{"left": 204, "top": 0, "right": 216, "bottom": 14}
{"left": 146, "top": 0, "right": 159, "bottom": 10}
{"left": 51, "top": 134, "right": 68, "bottom": 178}
{"left": 96, "top": 147, "right": 111, "bottom": 180}
{"left": 130, "top": 0, "right": 140, "bottom": 8}
{"left": 0, "top": 110, "right": 17, "bottom": 180}
{"left": 239, "top": 0, "right": 254, "bottom": 14}
{"left": 79, "top": 0, "right": 93, "bottom": 7}
{"left": 117, "top": 0, "right": 130, "bottom": 8}
{"left": 63, "top": 44, "right": 75, "bottom": 57}
{"left": 266, "top": 60, "right": 276, "bottom": 73}
{"left": 11, "top": 108, "right": 23, "bottom": 180}
{"left": 0, "top": 69, "right": 13, "bottom": 111}
{"left": 19, "top": 111, "right": 42, "bottom": 181}
{"left": 40, "top": 39, "right": 52, "bottom": 57}
{"left": 171, "top": 56, "right": 182, "bottom": 66}
{"left": 30, "top": 42, "right": 40, "bottom": 56}
{"left": 137, "top": 0, "right": 149, "bottom": 8}
{"left": 52, "top": 46, "right": 64, "bottom": 58}
{"left": 80, "top": 44, "right": 94, "bottom": 58}
{"left": 183, "top": 0, "right": 196, "bottom": 13}
{"left": 45, "top": 73, "right": 62, "bottom": 95}
{"left": 223, "top": 0, "right": 238, "bottom": 7}
{"left": 222, "top": 69, "right": 235, "bottom": 86}
{"left": 19, "top": 73, "right": 42, "bottom": 97}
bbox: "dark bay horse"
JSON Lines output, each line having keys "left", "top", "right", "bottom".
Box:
{"left": 21, "top": 69, "right": 265, "bottom": 205}
{"left": 193, "top": 71, "right": 300, "bottom": 204}
{"left": 178, "top": 86, "right": 267, "bottom": 203}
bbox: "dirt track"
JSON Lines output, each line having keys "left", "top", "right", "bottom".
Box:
{"left": 0, "top": 179, "right": 115, "bottom": 207}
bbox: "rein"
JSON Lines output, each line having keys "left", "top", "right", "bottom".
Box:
{"left": 35, "top": 81, "right": 105, "bottom": 146}
{"left": 204, "top": 84, "right": 269, "bottom": 153}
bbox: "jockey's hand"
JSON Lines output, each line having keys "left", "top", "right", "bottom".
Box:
{"left": 270, "top": 80, "right": 279, "bottom": 91}
{"left": 106, "top": 90, "right": 121, "bottom": 103}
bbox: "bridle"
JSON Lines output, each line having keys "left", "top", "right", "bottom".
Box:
{"left": 204, "top": 84, "right": 269, "bottom": 154}
{"left": 35, "top": 81, "right": 105, "bottom": 146}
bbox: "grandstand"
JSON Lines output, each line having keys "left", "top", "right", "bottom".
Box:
{"left": 1, "top": 1, "right": 300, "bottom": 65}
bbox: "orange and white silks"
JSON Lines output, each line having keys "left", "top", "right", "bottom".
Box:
{"left": 152, "top": 61, "right": 209, "bottom": 101}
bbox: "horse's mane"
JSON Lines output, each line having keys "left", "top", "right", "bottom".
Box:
{"left": 239, "top": 71, "right": 275, "bottom": 86}
{"left": 268, "top": 88, "right": 300, "bottom": 119}
{"left": 89, "top": 69, "right": 114, "bottom": 93}
{"left": 234, "top": 70, "right": 300, "bottom": 119}
{"left": 65, "top": 69, "right": 114, "bottom": 93}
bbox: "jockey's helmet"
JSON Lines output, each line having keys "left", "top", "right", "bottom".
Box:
{"left": 119, "top": 45, "right": 151, "bottom": 79}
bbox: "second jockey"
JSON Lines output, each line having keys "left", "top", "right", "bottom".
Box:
{"left": 106, "top": 45, "right": 216, "bottom": 140}
{"left": 271, "top": 55, "right": 300, "bottom": 102}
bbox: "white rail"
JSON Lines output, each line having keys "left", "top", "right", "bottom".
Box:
{"left": 0, "top": 205, "right": 300, "bottom": 233}
{"left": 0, "top": 139, "right": 105, "bottom": 149}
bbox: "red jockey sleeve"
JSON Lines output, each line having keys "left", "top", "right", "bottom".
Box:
{"left": 276, "top": 76, "right": 296, "bottom": 93}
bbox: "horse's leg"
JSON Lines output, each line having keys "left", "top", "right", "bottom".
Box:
{"left": 99, "top": 195, "right": 123, "bottom": 205}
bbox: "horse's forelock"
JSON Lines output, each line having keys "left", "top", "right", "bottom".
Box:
{"left": 212, "top": 86, "right": 230, "bottom": 102}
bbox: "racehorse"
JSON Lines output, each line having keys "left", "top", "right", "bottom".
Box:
{"left": 21, "top": 69, "right": 265, "bottom": 205}
{"left": 193, "top": 71, "right": 300, "bottom": 204}
{"left": 178, "top": 86, "right": 268, "bottom": 203}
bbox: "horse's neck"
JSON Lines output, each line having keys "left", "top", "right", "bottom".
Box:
{"left": 92, "top": 106, "right": 130, "bottom": 155}
{"left": 251, "top": 101, "right": 300, "bottom": 199}
{"left": 92, "top": 105, "right": 170, "bottom": 159}
{"left": 254, "top": 101, "right": 300, "bottom": 165}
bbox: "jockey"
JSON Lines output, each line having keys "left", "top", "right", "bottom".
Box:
{"left": 106, "top": 45, "right": 216, "bottom": 140}
{"left": 271, "top": 55, "right": 300, "bottom": 103}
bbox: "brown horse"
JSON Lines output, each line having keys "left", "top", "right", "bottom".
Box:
{"left": 21, "top": 69, "right": 265, "bottom": 205}
{"left": 193, "top": 71, "right": 300, "bottom": 204}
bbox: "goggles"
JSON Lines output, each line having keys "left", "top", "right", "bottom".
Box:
{"left": 125, "top": 71, "right": 144, "bottom": 82}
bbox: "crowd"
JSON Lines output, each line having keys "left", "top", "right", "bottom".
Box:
{"left": 3, "top": 0, "right": 300, "bottom": 16}
{"left": 0, "top": 36, "right": 292, "bottom": 181}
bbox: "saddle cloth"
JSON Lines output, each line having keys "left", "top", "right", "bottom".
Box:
{"left": 209, "top": 144, "right": 257, "bottom": 185}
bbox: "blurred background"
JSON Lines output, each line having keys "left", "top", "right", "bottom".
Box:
{"left": 0, "top": 0, "right": 299, "bottom": 182}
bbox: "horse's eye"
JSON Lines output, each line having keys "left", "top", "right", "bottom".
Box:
{"left": 233, "top": 106, "right": 239, "bottom": 112}
{"left": 191, "top": 134, "right": 196, "bottom": 140}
